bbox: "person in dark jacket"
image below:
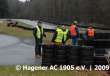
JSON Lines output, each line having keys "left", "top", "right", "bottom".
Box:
{"left": 33, "top": 21, "right": 46, "bottom": 57}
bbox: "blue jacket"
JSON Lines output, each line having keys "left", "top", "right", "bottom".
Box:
{"left": 76, "top": 27, "right": 80, "bottom": 38}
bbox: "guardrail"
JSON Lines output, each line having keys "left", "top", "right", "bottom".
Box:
{"left": 1, "top": 19, "right": 110, "bottom": 32}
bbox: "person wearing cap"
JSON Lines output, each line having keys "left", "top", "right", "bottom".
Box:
{"left": 33, "top": 21, "right": 46, "bottom": 57}
{"left": 51, "top": 25, "right": 64, "bottom": 45}
{"left": 70, "top": 21, "right": 80, "bottom": 45}
{"left": 86, "top": 24, "right": 95, "bottom": 41}
{"left": 62, "top": 24, "right": 70, "bottom": 44}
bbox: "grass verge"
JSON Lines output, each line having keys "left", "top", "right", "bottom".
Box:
{"left": 0, "top": 23, "right": 33, "bottom": 38}
{"left": 0, "top": 66, "right": 101, "bottom": 76}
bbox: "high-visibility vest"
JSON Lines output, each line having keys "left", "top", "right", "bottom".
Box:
{"left": 87, "top": 28, "right": 95, "bottom": 37}
{"left": 55, "top": 28, "right": 64, "bottom": 43}
{"left": 70, "top": 25, "right": 77, "bottom": 36}
{"left": 63, "top": 29, "right": 69, "bottom": 42}
{"left": 36, "top": 25, "right": 43, "bottom": 39}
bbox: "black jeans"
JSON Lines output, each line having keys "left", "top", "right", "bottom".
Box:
{"left": 35, "top": 38, "right": 42, "bottom": 56}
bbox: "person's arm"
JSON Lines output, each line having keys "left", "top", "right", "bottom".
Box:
{"left": 67, "top": 30, "right": 71, "bottom": 39}
{"left": 51, "top": 31, "right": 57, "bottom": 42}
{"left": 76, "top": 27, "right": 80, "bottom": 37}
{"left": 40, "top": 27, "right": 46, "bottom": 37}
{"left": 33, "top": 28, "right": 37, "bottom": 36}
{"left": 66, "top": 31, "right": 70, "bottom": 41}
{"left": 43, "top": 29, "right": 46, "bottom": 37}
{"left": 94, "top": 29, "right": 96, "bottom": 35}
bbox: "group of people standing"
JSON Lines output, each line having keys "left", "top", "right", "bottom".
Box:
{"left": 33, "top": 21, "right": 95, "bottom": 57}
{"left": 52, "top": 21, "right": 95, "bottom": 45}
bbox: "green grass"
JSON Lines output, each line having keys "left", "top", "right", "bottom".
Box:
{"left": 0, "top": 23, "right": 33, "bottom": 38}
{"left": 0, "top": 66, "right": 101, "bottom": 76}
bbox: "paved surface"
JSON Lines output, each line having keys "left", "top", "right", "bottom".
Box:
{"left": 0, "top": 34, "right": 41, "bottom": 65}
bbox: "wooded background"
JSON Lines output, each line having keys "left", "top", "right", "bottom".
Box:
{"left": 1, "top": 0, "right": 110, "bottom": 26}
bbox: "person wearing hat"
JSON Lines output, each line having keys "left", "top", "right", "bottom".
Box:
{"left": 51, "top": 25, "right": 64, "bottom": 45}
{"left": 70, "top": 21, "right": 80, "bottom": 45}
{"left": 33, "top": 21, "right": 46, "bottom": 57}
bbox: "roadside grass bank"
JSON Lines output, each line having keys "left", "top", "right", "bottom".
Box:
{"left": 0, "top": 23, "right": 33, "bottom": 38}
{"left": 0, "top": 66, "right": 101, "bottom": 76}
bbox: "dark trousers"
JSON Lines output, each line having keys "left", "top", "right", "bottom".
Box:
{"left": 72, "top": 36, "right": 78, "bottom": 45}
{"left": 88, "top": 37, "right": 94, "bottom": 42}
{"left": 35, "top": 38, "right": 42, "bottom": 56}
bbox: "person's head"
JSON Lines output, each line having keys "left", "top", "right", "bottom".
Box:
{"left": 73, "top": 20, "right": 78, "bottom": 25}
{"left": 37, "top": 21, "right": 42, "bottom": 26}
{"left": 62, "top": 24, "right": 66, "bottom": 31}
{"left": 71, "top": 23, "right": 76, "bottom": 26}
{"left": 88, "top": 24, "right": 93, "bottom": 29}
{"left": 57, "top": 25, "right": 61, "bottom": 29}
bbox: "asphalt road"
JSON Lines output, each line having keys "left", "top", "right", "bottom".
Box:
{"left": 0, "top": 34, "right": 41, "bottom": 65}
